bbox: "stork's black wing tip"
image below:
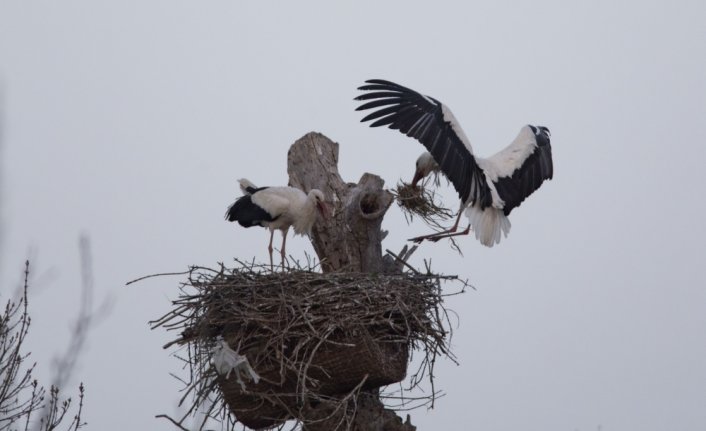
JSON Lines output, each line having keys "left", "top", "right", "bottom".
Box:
{"left": 357, "top": 79, "right": 381, "bottom": 90}
{"left": 357, "top": 79, "right": 400, "bottom": 90}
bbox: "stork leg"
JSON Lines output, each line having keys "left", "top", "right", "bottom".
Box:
{"left": 408, "top": 204, "right": 468, "bottom": 243}
{"left": 267, "top": 230, "right": 275, "bottom": 271}
{"left": 427, "top": 224, "right": 472, "bottom": 242}
{"left": 280, "top": 228, "right": 289, "bottom": 269}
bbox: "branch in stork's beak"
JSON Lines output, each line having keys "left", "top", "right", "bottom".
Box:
{"left": 411, "top": 169, "right": 424, "bottom": 188}
{"left": 316, "top": 201, "right": 331, "bottom": 219}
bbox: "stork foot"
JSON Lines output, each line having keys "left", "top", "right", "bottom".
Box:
{"left": 409, "top": 227, "right": 458, "bottom": 243}
{"left": 409, "top": 235, "right": 433, "bottom": 243}
{"left": 408, "top": 233, "right": 447, "bottom": 243}
{"left": 408, "top": 225, "right": 471, "bottom": 243}
{"left": 427, "top": 225, "right": 472, "bottom": 242}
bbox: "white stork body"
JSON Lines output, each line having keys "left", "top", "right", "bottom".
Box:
{"left": 226, "top": 179, "right": 328, "bottom": 269}
{"left": 356, "top": 79, "right": 553, "bottom": 247}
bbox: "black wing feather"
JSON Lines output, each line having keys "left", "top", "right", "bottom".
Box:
{"left": 355, "top": 79, "right": 491, "bottom": 207}
{"left": 493, "top": 130, "right": 553, "bottom": 216}
{"left": 225, "top": 194, "right": 277, "bottom": 227}
{"left": 360, "top": 105, "right": 401, "bottom": 122}
{"left": 355, "top": 91, "right": 403, "bottom": 101}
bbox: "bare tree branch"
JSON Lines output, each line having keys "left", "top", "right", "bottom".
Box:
{"left": 1, "top": 237, "right": 101, "bottom": 431}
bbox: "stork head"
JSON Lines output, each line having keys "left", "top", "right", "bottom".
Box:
{"left": 412, "top": 152, "right": 440, "bottom": 187}
{"left": 528, "top": 125, "right": 551, "bottom": 146}
{"left": 309, "top": 189, "right": 330, "bottom": 219}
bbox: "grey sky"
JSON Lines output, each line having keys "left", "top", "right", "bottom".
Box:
{"left": 1, "top": 1, "right": 705, "bottom": 430}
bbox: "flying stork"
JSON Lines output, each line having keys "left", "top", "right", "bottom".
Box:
{"left": 225, "top": 179, "right": 329, "bottom": 269}
{"left": 355, "top": 79, "right": 553, "bottom": 247}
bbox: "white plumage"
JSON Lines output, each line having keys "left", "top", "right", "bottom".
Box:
{"left": 356, "top": 79, "right": 553, "bottom": 247}
{"left": 226, "top": 179, "right": 329, "bottom": 269}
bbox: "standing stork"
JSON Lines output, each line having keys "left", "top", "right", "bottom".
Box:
{"left": 225, "top": 179, "right": 329, "bottom": 269}
{"left": 355, "top": 79, "right": 553, "bottom": 247}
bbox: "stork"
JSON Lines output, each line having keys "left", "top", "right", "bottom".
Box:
{"left": 355, "top": 79, "right": 553, "bottom": 247}
{"left": 225, "top": 179, "right": 329, "bottom": 269}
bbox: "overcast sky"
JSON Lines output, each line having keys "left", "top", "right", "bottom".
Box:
{"left": 2, "top": 1, "right": 705, "bottom": 430}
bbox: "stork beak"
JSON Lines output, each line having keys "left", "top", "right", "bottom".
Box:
{"left": 411, "top": 169, "right": 424, "bottom": 188}
{"left": 316, "top": 201, "right": 331, "bottom": 219}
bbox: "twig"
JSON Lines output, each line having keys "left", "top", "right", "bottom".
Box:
{"left": 384, "top": 249, "right": 420, "bottom": 275}
{"left": 155, "top": 415, "right": 190, "bottom": 431}
{"left": 125, "top": 270, "right": 192, "bottom": 286}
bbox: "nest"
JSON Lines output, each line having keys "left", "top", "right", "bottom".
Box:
{"left": 392, "top": 182, "right": 464, "bottom": 254}
{"left": 149, "top": 261, "right": 462, "bottom": 431}
{"left": 392, "top": 182, "right": 454, "bottom": 228}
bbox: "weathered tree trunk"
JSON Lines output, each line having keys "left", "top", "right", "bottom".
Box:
{"left": 287, "top": 132, "right": 416, "bottom": 431}
{"left": 288, "top": 132, "right": 394, "bottom": 273}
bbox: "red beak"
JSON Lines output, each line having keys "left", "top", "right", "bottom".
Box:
{"left": 317, "top": 201, "right": 331, "bottom": 219}
{"left": 411, "top": 170, "right": 423, "bottom": 188}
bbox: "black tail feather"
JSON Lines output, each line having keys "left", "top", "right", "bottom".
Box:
{"left": 225, "top": 195, "right": 275, "bottom": 227}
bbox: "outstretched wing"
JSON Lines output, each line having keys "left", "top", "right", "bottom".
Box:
{"left": 355, "top": 79, "right": 491, "bottom": 208}
{"left": 485, "top": 125, "right": 553, "bottom": 215}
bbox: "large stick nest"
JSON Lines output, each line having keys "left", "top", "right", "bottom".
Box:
{"left": 149, "top": 261, "right": 463, "bottom": 430}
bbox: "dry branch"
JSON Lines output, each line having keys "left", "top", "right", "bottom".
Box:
{"left": 392, "top": 183, "right": 454, "bottom": 228}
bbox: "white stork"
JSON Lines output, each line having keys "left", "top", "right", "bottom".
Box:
{"left": 225, "top": 179, "right": 329, "bottom": 269}
{"left": 355, "top": 79, "right": 553, "bottom": 247}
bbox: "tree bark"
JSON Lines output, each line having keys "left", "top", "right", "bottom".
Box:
{"left": 287, "top": 132, "right": 394, "bottom": 273}
{"left": 287, "top": 132, "right": 416, "bottom": 431}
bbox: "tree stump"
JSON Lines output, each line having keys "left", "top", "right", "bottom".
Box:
{"left": 288, "top": 132, "right": 394, "bottom": 273}
{"left": 287, "top": 132, "right": 416, "bottom": 431}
